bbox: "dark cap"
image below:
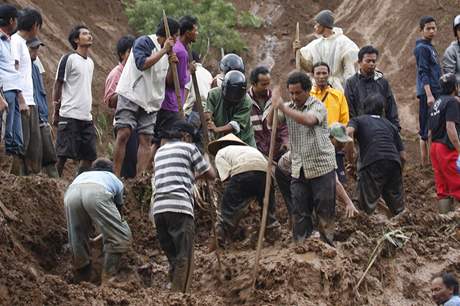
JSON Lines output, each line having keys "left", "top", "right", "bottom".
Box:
{"left": 0, "top": 4, "right": 18, "bottom": 23}
{"left": 26, "top": 37, "right": 45, "bottom": 48}
{"left": 314, "top": 10, "right": 334, "bottom": 29}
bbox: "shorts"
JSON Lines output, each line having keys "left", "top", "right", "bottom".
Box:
{"left": 153, "top": 108, "right": 181, "bottom": 144}
{"left": 56, "top": 117, "right": 97, "bottom": 161}
{"left": 357, "top": 159, "right": 404, "bottom": 215}
{"left": 114, "top": 95, "right": 157, "bottom": 135}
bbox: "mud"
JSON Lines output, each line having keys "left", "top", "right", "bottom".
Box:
{"left": 0, "top": 139, "right": 459, "bottom": 306}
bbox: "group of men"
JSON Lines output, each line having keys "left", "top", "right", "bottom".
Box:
{"left": 1, "top": 3, "right": 459, "bottom": 299}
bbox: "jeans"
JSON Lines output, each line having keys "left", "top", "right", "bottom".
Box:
{"left": 3, "top": 90, "right": 23, "bottom": 155}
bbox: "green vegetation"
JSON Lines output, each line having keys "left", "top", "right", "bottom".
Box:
{"left": 124, "top": 0, "right": 263, "bottom": 57}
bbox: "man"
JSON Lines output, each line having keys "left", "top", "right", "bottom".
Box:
{"left": 344, "top": 45, "right": 401, "bottom": 130}
{"left": 152, "top": 120, "right": 215, "bottom": 292}
{"left": 347, "top": 94, "right": 406, "bottom": 216}
{"left": 275, "top": 123, "right": 358, "bottom": 222}
{"left": 268, "top": 71, "right": 337, "bottom": 246}
{"left": 205, "top": 70, "right": 256, "bottom": 146}
{"left": 431, "top": 273, "right": 460, "bottom": 306}
{"left": 311, "top": 61, "right": 349, "bottom": 183}
{"left": 443, "top": 15, "right": 460, "bottom": 90}
{"left": 183, "top": 51, "right": 213, "bottom": 118}
{"left": 429, "top": 73, "right": 460, "bottom": 213}
{"left": 103, "top": 35, "right": 138, "bottom": 178}
{"left": 64, "top": 158, "right": 131, "bottom": 284}
{"left": 154, "top": 16, "right": 198, "bottom": 146}
{"left": 0, "top": 4, "right": 28, "bottom": 174}
{"left": 208, "top": 133, "right": 279, "bottom": 246}
{"left": 113, "top": 17, "right": 178, "bottom": 177}
{"left": 293, "top": 9, "right": 359, "bottom": 91}
{"left": 11, "top": 8, "right": 42, "bottom": 175}
{"left": 414, "top": 16, "right": 442, "bottom": 166}
{"left": 249, "top": 66, "right": 289, "bottom": 161}
{"left": 53, "top": 25, "right": 96, "bottom": 176}
{"left": 28, "top": 37, "right": 58, "bottom": 177}
{"left": 211, "top": 53, "right": 244, "bottom": 88}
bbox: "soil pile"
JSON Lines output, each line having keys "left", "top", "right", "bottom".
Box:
{"left": 1, "top": 143, "right": 459, "bottom": 305}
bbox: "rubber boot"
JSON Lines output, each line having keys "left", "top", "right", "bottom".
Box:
{"left": 73, "top": 262, "right": 92, "bottom": 283}
{"left": 438, "top": 198, "right": 453, "bottom": 214}
{"left": 101, "top": 253, "right": 121, "bottom": 285}
{"left": 44, "top": 164, "right": 59, "bottom": 178}
{"left": 10, "top": 155, "right": 26, "bottom": 176}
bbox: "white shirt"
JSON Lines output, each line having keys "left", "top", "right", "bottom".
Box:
{"left": 55, "top": 53, "right": 94, "bottom": 121}
{"left": 184, "top": 63, "right": 213, "bottom": 115}
{"left": 11, "top": 34, "right": 34, "bottom": 105}
{"left": 215, "top": 145, "right": 267, "bottom": 181}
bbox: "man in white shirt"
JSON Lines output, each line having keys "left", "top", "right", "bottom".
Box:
{"left": 53, "top": 25, "right": 96, "bottom": 176}
{"left": 11, "top": 8, "right": 42, "bottom": 175}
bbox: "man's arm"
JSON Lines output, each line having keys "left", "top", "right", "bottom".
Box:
{"left": 346, "top": 126, "right": 356, "bottom": 163}
{"left": 272, "top": 95, "right": 319, "bottom": 127}
{"left": 52, "top": 80, "right": 64, "bottom": 126}
{"left": 339, "top": 93, "right": 350, "bottom": 125}
{"left": 342, "top": 49, "right": 358, "bottom": 83}
{"left": 442, "top": 46, "right": 460, "bottom": 83}
{"left": 133, "top": 36, "right": 174, "bottom": 71}
{"left": 447, "top": 121, "right": 460, "bottom": 153}
{"left": 344, "top": 78, "right": 357, "bottom": 118}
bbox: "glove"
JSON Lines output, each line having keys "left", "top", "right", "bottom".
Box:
{"left": 457, "top": 155, "right": 460, "bottom": 174}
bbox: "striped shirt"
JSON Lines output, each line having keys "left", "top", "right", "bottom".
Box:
{"left": 152, "top": 141, "right": 210, "bottom": 218}
{"left": 279, "top": 96, "right": 336, "bottom": 179}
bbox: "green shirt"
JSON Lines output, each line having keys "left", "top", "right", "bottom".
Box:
{"left": 205, "top": 88, "right": 256, "bottom": 147}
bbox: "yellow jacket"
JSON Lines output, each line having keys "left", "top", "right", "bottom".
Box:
{"left": 310, "top": 85, "right": 349, "bottom": 126}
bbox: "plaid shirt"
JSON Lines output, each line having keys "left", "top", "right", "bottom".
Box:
{"left": 279, "top": 96, "right": 336, "bottom": 179}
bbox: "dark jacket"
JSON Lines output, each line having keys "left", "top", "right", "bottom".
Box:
{"left": 344, "top": 70, "right": 401, "bottom": 130}
{"left": 414, "top": 38, "right": 441, "bottom": 97}
{"left": 31, "top": 60, "right": 48, "bottom": 123}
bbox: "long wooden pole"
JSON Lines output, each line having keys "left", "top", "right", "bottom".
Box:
{"left": 162, "top": 10, "right": 184, "bottom": 118}
{"left": 295, "top": 22, "right": 301, "bottom": 70}
{"left": 251, "top": 105, "right": 278, "bottom": 289}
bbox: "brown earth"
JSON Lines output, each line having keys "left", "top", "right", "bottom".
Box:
{"left": 1, "top": 0, "right": 460, "bottom": 305}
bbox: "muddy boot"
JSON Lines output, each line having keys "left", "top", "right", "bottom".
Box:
{"left": 438, "top": 198, "right": 453, "bottom": 214}
{"left": 44, "top": 164, "right": 59, "bottom": 178}
{"left": 73, "top": 262, "right": 92, "bottom": 283}
{"left": 10, "top": 155, "right": 26, "bottom": 176}
{"left": 171, "top": 258, "right": 192, "bottom": 293}
{"left": 101, "top": 253, "right": 122, "bottom": 285}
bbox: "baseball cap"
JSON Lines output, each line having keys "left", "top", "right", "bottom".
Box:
{"left": 26, "top": 37, "right": 45, "bottom": 48}
{"left": 329, "top": 122, "right": 352, "bottom": 143}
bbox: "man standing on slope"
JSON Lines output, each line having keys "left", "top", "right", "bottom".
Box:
{"left": 414, "top": 16, "right": 442, "bottom": 167}
{"left": 293, "top": 9, "right": 359, "bottom": 92}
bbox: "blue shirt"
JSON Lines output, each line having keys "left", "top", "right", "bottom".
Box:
{"left": 445, "top": 295, "right": 460, "bottom": 306}
{"left": 32, "top": 60, "right": 48, "bottom": 122}
{"left": 0, "top": 31, "right": 22, "bottom": 92}
{"left": 414, "top": 38, "right": 441, "bottom": 97}
{"left": 70, "top": 171, "right": 124, "bottom": 207}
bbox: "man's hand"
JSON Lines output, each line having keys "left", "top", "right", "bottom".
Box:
{"left": 280, "top": 143, "right": 289, "bottom": 154}
{"left": 164, "top": 37, "right": 175, "bottom": 54}
{"left": 208, "top": 120, "right": 218, "bottom": 133}
{"left": 168, "top": 52, "right": 178, "bottom": 64}
{"left": 427, "top": 95, "right": 435, "bottom": 107}
{"left": 0, "top": 95, "right": 8, "bottom": 112}
{"left": 292, "top": 39, "right": 301, "bottom": 54}
{"left": 345, "top": 202, "right": 359, "bottom": 218}
{"left": 189, "top": 61, "right": 197, "bottom": 75}
{"left": 18, "top": 93, "right": 29, "bottom": 115}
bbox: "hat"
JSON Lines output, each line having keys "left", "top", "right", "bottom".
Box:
{"left": 26, "top": 37, "right": 45, "bottom": 48}
{"left": 208, "top": 133, "right": 247, "bottom": 156}
{"left": 329, "top": 122, "right": 352, "bottom": 143}
{"left": 314, "top": 10, "right": 334, "bottom": 29}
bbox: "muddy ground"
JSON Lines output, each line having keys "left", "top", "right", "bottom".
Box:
{"left": 0, "top": 139, "right": 459, "bottom": 306}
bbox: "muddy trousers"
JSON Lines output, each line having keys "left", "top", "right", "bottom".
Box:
{"left": 275, "top": 165, "right": 293, "bottom": 216}
{"left": 291, "top": 170, "right": 336, "bottom": 245}
{"left": 154, "top": 212, "right": 194, "bottom": 292}
{"left": 219, "top": 171, "right": 278, "bottom": 236}
{"left": 64, "top": 183, "right": 132, "bottom": 269}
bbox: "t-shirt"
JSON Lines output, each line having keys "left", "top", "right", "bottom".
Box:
{"left": 0, "top": 30, "right": 22, "bottom": 92}
{"left": 445, "top": 295, "right": 460, "bottom": 306}
{"left": 56, "top": 52, "right": 94, "bottom": 121}
{"left": 429, "top": 95, "right": 460, "bottom": 149}
{"left": 348, "top": 115, "right": 404, "bottom": 170}
{"left": 161, "top": 39, "right": 190, "bottom": 112}
{"left": 215, "top": 145, "right": 267, "bottom": 181}
{"left": 152, "top": 141, "right": 209, "bottom": 218}
{"left": 70, "top": 171, "right": 124, "bottom": 207}
{"left": 103, "top": 62, "right": 124, "bottom": 107}
{"left": 11, "top": 33, "right": 34, "bottom": 105}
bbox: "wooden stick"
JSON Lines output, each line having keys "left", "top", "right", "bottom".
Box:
{"left": 295, "top": 22, "right": 301, "bottom": 70}
{"left": 251, "top": 105, "right": 278, "bottom": 289}
{"left": 162, "top": 10, "right": 184, "bottom": 118}
{"left": 188, "top": 47, "right": 224, "bottom": 275}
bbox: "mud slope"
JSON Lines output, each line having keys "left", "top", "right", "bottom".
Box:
{"left": 234, "top": 0, "right": 459, "bottom": 134}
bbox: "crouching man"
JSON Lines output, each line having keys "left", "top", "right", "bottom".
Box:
{"left": 347, "top": 94, "right": 406, "bottom": 216}
{"left": 208, "top": 134, "right": 280, "bottom": 246}
{"left": 64, "top": 158, "right": 131, "bottom": 284}
{"left": 151, "top": 121, "right": 215, "bottom": 292}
